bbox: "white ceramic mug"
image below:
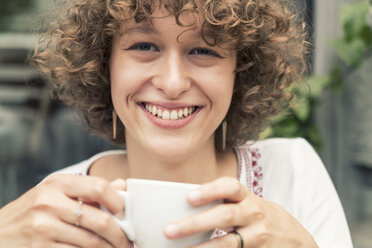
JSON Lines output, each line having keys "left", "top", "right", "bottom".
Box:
{"left": 104, "top": 178, "right": 220, "bottom": 248}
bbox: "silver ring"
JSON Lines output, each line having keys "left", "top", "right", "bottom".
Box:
{"left": 75, "top": 200, "right": 83, "bottom": 227}
{"left": 231, "top": 230, "right": 244, "bottom": 248}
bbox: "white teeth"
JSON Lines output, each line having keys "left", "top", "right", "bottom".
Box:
{"left": 162, "top": 110, "right": 170, "bottom": 120}
{"left": 144, "top": 103, "right": 197, "bottom": 120}
{"left": 183, "top": 107, "right": 188, "bottom": 117}
{"left": 152, "top": 106, "right": 157, "bottom": 115}
{"left": 157, "top": 109, "right": 162, "bottom": 117}
{"left": 171, "top": 110, "right": 178, "bottom": 120}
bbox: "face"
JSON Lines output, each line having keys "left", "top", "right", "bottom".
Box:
{"left": 110, "top": 8, "right": 236, "bottom": 160}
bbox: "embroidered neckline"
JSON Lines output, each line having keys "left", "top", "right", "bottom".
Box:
{"left": 250, "top": 147, "right": 263, "bottom": 197}
{"left": 234, "top": 145, "right": 263, "bottom": 197}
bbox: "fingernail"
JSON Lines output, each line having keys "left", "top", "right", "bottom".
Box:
{"left": 188, "top": 190, "right": 202, "bottom": 203}
{"left": 165, "top": 224, "right": 179, "bottom": 237}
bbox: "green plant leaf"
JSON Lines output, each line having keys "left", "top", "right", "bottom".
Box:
{"left": 329, "top": 67, "right": 344, "bottom": 91}
{"left": 293, "top": 83, "right": 309, "bottom": 98}
{"left": 292, "top": 101, "right": 310, "bottom": 121}
{"left": 262, "top": 0, "right": 372, "bottom": 151}
{"left": 306, "top": 126, "right": 323, "bottom": 150}
{"left": 306, "top": 74, "right": 331, "bottom": 97}
{"left": 332, "top": 38, "right": 367, "bottom": 67}
{"left": 259, "top": 126, "right": 273, "bottom": 139}
{"left": 271, "top": 118, "right": 300, "bottom": 137}
{"left": 361, "top": 25, "right": 372, "bottom": 47}
{"left": 341, "top": 1, "right": 370, "bottom": 40}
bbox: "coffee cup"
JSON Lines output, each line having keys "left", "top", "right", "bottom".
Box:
{"left": 103, "top": 178, "right": 220, "bottom": 248}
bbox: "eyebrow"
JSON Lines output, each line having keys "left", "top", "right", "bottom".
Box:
{"left": 121, "top": 23, "right": 204, "bottom": 40}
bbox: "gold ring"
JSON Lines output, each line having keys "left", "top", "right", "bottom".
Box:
{"left": 231, "top": 230, "right": 244, "bottom": 248}
{"left": 75, "top": 200, "right": 83, "bottom": 227}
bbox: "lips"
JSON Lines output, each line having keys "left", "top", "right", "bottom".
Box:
{"left": 139, "top": 102, "right": 202, "bottom": 129}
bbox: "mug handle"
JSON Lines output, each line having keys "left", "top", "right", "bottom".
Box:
{"left": 101, "top": 190, "right": 135, "bottom": 241}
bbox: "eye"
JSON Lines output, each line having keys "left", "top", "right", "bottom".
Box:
{"left": 128, "top": 42, "right": 158, "bottom": 52}
{"left": 190, "top": 47, "right": 221, "bottom": 57}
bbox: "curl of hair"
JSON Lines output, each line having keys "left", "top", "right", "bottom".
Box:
{"left": 32, "top": 0, "right": 309, "bottom": 150}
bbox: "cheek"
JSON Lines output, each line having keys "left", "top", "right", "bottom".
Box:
{"left": 110, "top": 65, "right": 126, "bottom": 109}
{"left": 198, "top": 69, "right": 235, "bottom": 109}
{"left": 110, "top": 60, "right": 145, "bottom": 106}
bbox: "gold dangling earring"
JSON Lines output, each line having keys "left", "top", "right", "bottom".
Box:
{"left": 222, "top": 119, "right": 227, "bottom": 151}
{"left": 112, "top": 110, "right": 117, "bottom": 140}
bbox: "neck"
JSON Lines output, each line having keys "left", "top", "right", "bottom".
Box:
{"left": 89, "top": 133, "right": 238, "bottom": 183}
{"left": 124, "top": 135, "right": 223, "bottom": 184}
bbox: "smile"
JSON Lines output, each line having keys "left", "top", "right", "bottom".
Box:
{"left": 143, "top": 103, "right": 198, "bottom": 120}
{"left": 139, "top": 102, "right": 202, "bottom": 129}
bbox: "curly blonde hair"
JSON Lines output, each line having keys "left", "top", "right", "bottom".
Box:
{"left": 33, "top": 0, "right": 309, "bottom": 151}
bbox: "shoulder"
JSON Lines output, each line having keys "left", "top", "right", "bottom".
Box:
{"left": 233, "top": 138, "right": 314, "bottom": 199}
{"left": 236, "top": 137, "right": 324, "bottom": 209}
{"left": 242, "top": 139, "right": 352, "bottom": 247}
{"left": 247, "top": 137, "right": 323, "bottom": 189}
{"left": 245, "top": 137, "right": 329, "bottom": 193}
{"left": 238, "top": 137, "right": 316, "bottom": 172}
{"left": 249, "top": 138, "right": 326, "bottom": 182}
{"left": 47, "top": 150, "right": 126, "bottom": 176}
{"left": 249, "top": 137, "right": 312, "bottom": 154}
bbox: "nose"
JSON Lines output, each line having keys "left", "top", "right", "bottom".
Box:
{"left": 152, "top": 52, "right": 191, "bottom": 99}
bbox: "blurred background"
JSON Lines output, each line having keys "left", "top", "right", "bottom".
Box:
{"left": 0, "top": 0, "right": 371, "bottom": 247}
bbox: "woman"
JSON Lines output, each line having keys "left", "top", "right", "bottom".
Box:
{"left": 0, "top": 0, "right": 353, "bottom": 247}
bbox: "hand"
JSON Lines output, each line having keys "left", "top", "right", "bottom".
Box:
{"left": 164, "top": 177, "right": 318, "bottom": 248}
{"left": 0, "top": 174, "right": 130, "bottom": 248}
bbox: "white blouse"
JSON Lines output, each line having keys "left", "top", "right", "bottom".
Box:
{"left": 50, "top": 137, "right": 353, "bottom": 247}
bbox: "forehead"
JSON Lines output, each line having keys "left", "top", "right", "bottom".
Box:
{"left": 120, "top": 5, "right": 203, "bottom": 34}
{"left": 111, "top": 0, "right": 236, "bottom": 49}
{"left": 116, "top": 7, "right": 209, "bottom": 46}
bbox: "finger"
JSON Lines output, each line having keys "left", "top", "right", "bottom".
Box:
{"left": 187, "top": 177, "right": 249, "bottom": 206}
{"left": 110, "top": 178, "right": 127, "bottom": 191}
{"left": 187, "top": 232, "right": 239, "bottom": 248}
{"left": 59, "top": 197, "right": 129, "bottom": 248}
{"left": 165, "top": 203, "right": 249, "bottom": 239}
{"left": 43, "top": 174, "right": 124, "bottom": 215}
{"left": 31, "top": 212, "right": 113, "bottom": 248}
{"left": 51, "top": 243, "right": 79, "bottom": 248}
{"left": 53, "top": 220, "right": 114, "bottom": 248}
{"left": 109, "top": 179, "right": 127, "bottom": 219}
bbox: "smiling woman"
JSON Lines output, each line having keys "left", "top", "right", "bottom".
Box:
{"left": 0, "top": 0, "right": 353, "bottom": 248}
{"left": 33, "top": 0, "right": 305, "bottom": 151}
{"left": 109, "top": 10, "right": 236, "bottom": 160}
